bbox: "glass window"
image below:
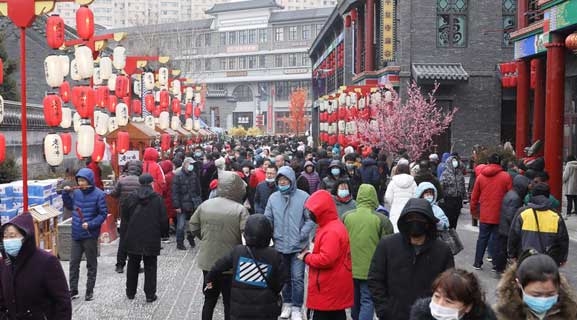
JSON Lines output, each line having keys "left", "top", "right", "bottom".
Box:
{"left": 437, "top": 0, "right": 468, "bottom": 48}
{"left": 233, "top": 85, "right": 253, "bottom": 102}
{"left": 275, "top": 55, "right": 283, "bottom": 68}
{"left": 228, "top": 57, "right": 236, "bottom": 70}
{"left": 249, "top": 30, "right": 257, "bottom": 44}
{"left": 239, "top": 30, "right": 247, "bottom": 45}
{"left": 288, "top": 26, "right": 297, "bottom": 40}
{"left": 259, "top": 55, "right": 266, "bottom": 68}
{"left": 239, "top": 56, "right": 247, "bottom": 69}
{"left": 205, "top": 59, "right": 211, "bottom": 71}
{"left": 259, "top": 29, "right": 268, "bottom": 43}
{"left": 275, "top": 81, "right": 290, "bottom": 100}
{"left": 195, "top": 59, "right": 202, "bottom": 71}
{"left": 302, "top": 25, "right": 311, "bottom": 40}
{"left": 228, "top": 31, "right": 237, "bottom": 45}
{"left": 195, "top": 35, "right": 202, "bottom": 47}
{"left": 289, "top": 53, "right": 297, "bottom": 66}
{"left": 248, "top": 56, "right": 257, "bottom": 69}
{"left": 220, "top": 32, "right": 226, "bottom": 46}
{"left": 301, "top": 53, "right": 309, "bottom": 67}
{"left": 502, "top": 0, "right": 516, "bottom": 47}
{"left": 275, "top": 27, "right": 284, "bottom": 42}
{"left": 204, "top": 33, "right": 211, "bottom": 47}
{"left": 220, "top": 58, "right": 227, "bottom": 70}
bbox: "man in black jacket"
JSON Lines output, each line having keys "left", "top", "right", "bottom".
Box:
{"left": 254, "top": 166, "right": 278, "bottom": 215}
{"left": 367, "top": 198, "right": 454, "bottom": 320}
{"left": 172, "top": 157, "right": 202, "bottom": 250}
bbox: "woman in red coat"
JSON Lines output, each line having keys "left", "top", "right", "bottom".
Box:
{"left": 300, "top": 190, "right": 354, "bottom": 320}
{"left": 160, "top": 160, "right": 176, "bottom": 236}
{"left": 142, "top": 147, "right": 166, "bottom": 194}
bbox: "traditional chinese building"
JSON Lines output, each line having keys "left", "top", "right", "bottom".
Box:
{"left": 309, "top": 0, "right": 516, "bottom": 155}
{"left": 510, "top": 0, "right": 577, "bottom": 199}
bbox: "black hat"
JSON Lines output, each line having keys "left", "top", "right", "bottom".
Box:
{"left": 244, "top": 214, "right": 273, "bottom": 248}
{"left": 139, "top": 173, "right": 154, "bottom": 185}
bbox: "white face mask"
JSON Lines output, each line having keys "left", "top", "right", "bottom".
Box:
{"left": 429, "top": 300, "right": 461, "bottom": 320}
{"left": 452, "top": 159, "right": 459, "bottom": 168}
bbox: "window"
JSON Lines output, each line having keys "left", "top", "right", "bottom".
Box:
{"left": 301, "top": 54, "right": 309, "bottom": 67}
{"left": 239, "top": 30, "right": 247, "bottom": 44}
{"left": 220, "top": 58, "right": 227, "bottom": 70}
{"left": 302, "top": 25, "right": 311, "bottom": 40}
{"left": 288, "top": 26, "right": 297, "bottom": 40}
{"left": 239, "top": 56, "right": 247, "bottom": 69}
{"left": 289, "top": 54, "right": 297, "bottom": 66}
{"left": 220, "top": 33, "right": 227, "bottom": 46}
{"left": 275, "top": 27, "right": 284, "bottom": 42}
{"left": 195, "top": 35, "right": 202, "bottom": 47}
{"left": 275, "top": 55, "right": 283, "bottom": 68}
{"left": 437, "top": 0, "right": 468, "bottom": 48}
{"left": 205, "top": 59, "right": 212, "bottom": 71}
{"left": 204, "top": 33, "right": 211, "bottom": 47}
{"left": 195, "top": 59, "right": 202, "bottom": 71}
{"left": 259, "top": 29, "right": 268, "bottom": 43}
{"left": 248, "top": 30, "right": 256, "bottom": 44}
{"left": 275, "top": 81, "right": 290, "bottom": 100}
{"left": 527, "top": 0, "right": 543, "bottom": 24}
{"left": 502, "top": 0, "right": 516, "bottom": 46}
{"left": 259, "top": 55, "right": 266, "bottom": 68}
{"left": 228, "top": 57, "right": 236, "bottom": 70}
{"left": 233, "top": 85, "right": 253, "bottom": 102}
{"left": 228, "top": 31, "right": 237, "bottom": 45}
{"left": 248, "top": 56, "right": 257, "bottom": 69}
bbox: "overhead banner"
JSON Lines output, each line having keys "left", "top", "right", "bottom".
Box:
{"left": 381, "top": 0, "right": 395, "bottom": 62}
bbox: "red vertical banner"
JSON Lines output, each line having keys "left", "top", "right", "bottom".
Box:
{"left": 268, "top": 83, "right": 275, "bottom": 134}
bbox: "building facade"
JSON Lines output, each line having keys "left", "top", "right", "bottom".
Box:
{"left": 309, "top": 0, "right": 516, "bottom": 156}
{"left": 104, "top": 0, "right": 332, "bottom": 134}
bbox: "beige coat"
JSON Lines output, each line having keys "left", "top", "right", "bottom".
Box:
{"left": 563, "top": 161, "right": 577, "bottom": 196}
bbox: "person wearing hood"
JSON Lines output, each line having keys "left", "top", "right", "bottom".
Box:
{"left": 320, "top": 160, "right": 346, "bottom": 192}
{"left": 206, "top": 214, "right": 288, "bottom": 320}
{"left": 440, "top": 156, "right": 466, "bottom": 229}
{"left": 384, "top": 163, "right": 418, "bottom": 233}
{"left": 142, "top": 147, "right": 166, "bottom": 194}
{"left": 110, "top": 160, "right": 143, "bottom": 274}
{"left": 0, "top": 214, "right": 72, "bottom": 319}
{"left": 291, "top": 162, "right": 311, "bottom": 194}
{"left": 332, "top": 179, "right": 357, "bottom": 218}
{"left": 122, "top": 174, "right": 169, "bottom": 303}
{"left": 428, "top": 154, "right": 439, "bottom": 177}
{"left": 437, "top": 152, "right": 451, "bottom": 178}
{"left": 240, "top": 160, "right": 257, "bottom": 214}
{"left": 508, "top": 184, "right": 569, "bottom": 266}
{"left": 368, "top": 198, "right": 454, "bottom": 320}
{"left": 254, "top": 166, "right": 278, "bottom": 215}
{"left": 470, "top": 153, "right": 512, "bottom": 271}
{"left": 497, "top": 175, "right": 531, "bottom": 273}
{"left": 62, "top": 168, "right": 108, "bottom": 301}
{"left": 495, "top": 252, "right": 577, "bottom": 320}
{"left": 190, "top": 171, "right": 250, "bottom": 320}
{"left": 172, "top": 157, "right": 202, "bottom": 250}
{"left": 299, "top": 190, "right": 354, "bottom": 320}
{"left": 414, "top": 160, "right": 444, "bottom": 202}
{"left": 358, "top": 153, "right": 381, "bottom": 193}
{"left": 562, "top": 155, "right": 577, "bottom": 217}
{"left": 342, "top": 184, "right": 393, "bottom": 320}
{"left": 264, "top": 166, "right": 314, "bottom": 320}
{"left": 316, "top": 150, "right": 332, "bottom": 180}
{"left": 159, "top": 160, "right": 175, "bottom": 240}
{"left": 344, "top": 153, "right": 362, "bottom": 198}
{"left": 415, "top": 182, "right": 449, "bottom": 231}
{"left": 301, "top": 160, "right": 321, "bottom": 194}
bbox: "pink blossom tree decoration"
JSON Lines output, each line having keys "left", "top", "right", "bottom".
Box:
{"left": 354, "top": 81, "right": 457, "bottom": 160}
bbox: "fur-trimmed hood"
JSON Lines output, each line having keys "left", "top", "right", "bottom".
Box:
{"left": 495, "top": 265, "right": 577, "bottom": 319}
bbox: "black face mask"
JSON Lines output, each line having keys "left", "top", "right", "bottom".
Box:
{"left": 407, "top": 221, "right": 428, "bottom": 237}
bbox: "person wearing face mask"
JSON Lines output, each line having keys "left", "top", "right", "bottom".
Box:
{"left": 439, "top": 156, "right": 466, "bottom": 229}
{"left": 415, "top": 182, "right": 449, "bottom": 231}
{"left": 320, "top": 160, "right": 346, "bottom": 192}
{"left": 172, "top": 157, "right": 203, "bottom": 250}
{"left": 0, "top": 214, "right": 72, "bottom": 319}
{"left": 264, "top": 166, "right": 314, "bottom": 320}
{"left": 410, "top": 269, "right": 496, "bottom": 320}
{"left": 332, "top": 180, "right": 357, "bottom": 219}
{"left": 385, "top": 163, "right": 418, "bottom": 233}
{"left": 254, "top": 166, "right": 279, "bottom": 215}
{"left": 301, "top": 161, "right": 321, "bottom": 194}
{"left": 495, "top": 252, "right": 577, "bottom": 320}
{"left": 368, "top": 198, "right": 454, "bottom": 320}
{"left": 345, "top": 154, "right": 362, "bottom": 198}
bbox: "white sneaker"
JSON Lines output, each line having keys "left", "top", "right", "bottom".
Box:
{"left": 280, "top": 303, "right": 292, "bottom": 319}
{"left": 291, "top": 306, "right": 302, "bottom": 320}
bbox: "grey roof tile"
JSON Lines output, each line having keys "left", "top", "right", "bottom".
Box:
{"left": 411, "top": 63, "right": 469, "bottom": 81}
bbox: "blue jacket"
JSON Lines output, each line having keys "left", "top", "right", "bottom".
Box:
{"left": 63, "top": 168, "right": 108, "bottom": 241}
{"left": 265, "top": 166, "right": 315, "bottom": 254}
{"left": 414, "top": 182, "right": 449, "bottom": 230}
{"left": 436, "top": 152, "right": 451, "bottom": 178}
{"left": 254, "top": 180, "right": 276, "bottom": 215}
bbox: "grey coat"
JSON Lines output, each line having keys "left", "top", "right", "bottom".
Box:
{"left": 563, "top": 161, "right": 577, "bottom": 196}
{"left": 439, "top": 156, "right": 466, "bottom": 198}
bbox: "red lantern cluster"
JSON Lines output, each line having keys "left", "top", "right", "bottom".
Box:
{"left": 172, "top": 98, "right": 181, "bottom": 115}
{"left": 499, "top": 62, "right": 518, "bottom": 88}
{"left": 131, "top": 99, "right": 142, "bottom": 116}
{"left": 46, "top": 15, "right": 65, "bottom": 49}
{"left": 160, "top": 133, "right": 171, "bottom": 152}
{"left": 108, "top": 95, "right": 118, "bottom": 113}
{"left": 117, "top": 131, "right": 129, "bottom": 154}
{"left": 76, "top": 6, "right": 95, "bottom": 40}
{"left": 185, "top": 102, "right": 193, "bottom": 117}
{"left": 60, "top": 81, "right": 71, "bottom": 103}
{"left": 115, "top": 75, "right": 130, "bottom": 98}
{"left": 72, "top": 86, "right": 95, "bottom": 118}
{"left": 145, "top": 94, "right": 155, "bottom": 112}
{"left": 43, "top": 94, "right": 63, "bottom": 127}
{"left": 60, "top": 133, "right": 72, "bottom": 155}
{"left": 159, "top": 90, "right": 170, "bottom": 111}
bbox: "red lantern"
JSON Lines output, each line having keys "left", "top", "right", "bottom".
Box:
{"left": 108, "top": 95, "right": 118, "bottom": 113}
{"left": 59, "top": 81, "right": 71, "bottom": 103}
{"left": 46, "top": 14, "right": 65, "bottom": 49}
{"left": 115, "top": 75, "right": 130, "bottom": 97}
{"left": 96, "top": 86, "right": 110, "bottom": 108}
{"left": 145, "top": 94, "right": 155, "bottom": 112}
{"left": 152, "top": 104, "right": 161, "bottom": 117}
{"left": 117, "top": 131, "right": 129, "bottom": 154}
{"left": 71, "top": 86, "right": 95, "bottom": 118}
{"left": 0, "top": 133, "right": 4, "bottom": 163}
{"left": 76, "top": 6, "right": 94, "bottom": 40}
{"left": 92, "top": 137, "right": 105, "bottom": 162}
{"left": 60, "top": 132, "right": 72, "bottom": 155}
{"left": 350, "top": 8, "right": 357, "bottom": 22}
{"left": 159, "top": 90, "right": 170, "bottom": 111}
{"left": 171, "top": 98, "right": 181, "bottom": 115}
{"left": 185, "top": 102, "right": 193, "bottom": 117}
{"left": 194, "top": 106, "right": 201, "bottom": 118}
{"left": 345, "top": 15, "right": 352, "bottom": 28}
{"left": 131, "top": 99, "right": 142, "bottom": 116}
{"left": 43, "top": 94, "right": 63, "bottom": 127}
{"left": 160, "top": 133, "right": 171, "bottom": 152}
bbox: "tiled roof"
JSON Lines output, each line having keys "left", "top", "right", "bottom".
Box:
{"left": 270, "top": 7, "right": 333, "bottom": 23}
{"left": 205, "top": 0, "right": 282, "bottom": 14}
{"left": 96, "top": 19, "right": 213, "bottom": 35}
{"left": 411, "top": 63, "right": 469, "bottom": 81}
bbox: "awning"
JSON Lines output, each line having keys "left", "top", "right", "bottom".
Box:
{"left": 411, "top": 63, "right": 469, "bottom": 82}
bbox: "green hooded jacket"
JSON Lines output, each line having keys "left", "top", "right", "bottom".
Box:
{"left": 342, "top": 184, "right": 393, "bottom": 279}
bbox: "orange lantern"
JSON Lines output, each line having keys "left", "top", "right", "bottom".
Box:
{"left": 59, "top": 81, "right": 71, "bottom": 103}
{"left": 108, "top": 95, "right": 118, "bottom": 113}
{"left": 72, "top": 86, "right": 95, "bottom": 118}
{"left": 159, "top": 90, "right": 170, "bottom": 111}
{"left": 76, "top": 6, "right": 94, "bottom": 40}
{"left": 160, "top": 133, "right": 171, "bottom": 151}
{"left": 115, "top": 75, "right": 130, "bottom": 98}
{"left": 43, "top": 94, "right": 63, "bottom": 127}
{"left": 0, "top": 133, "right": 4, "bottom": 163}
{"left": 185, "top": 102, "right": 193, "bottom": 117}
{"left": 117, "top": 131, "right": 129, "bottom": 154}
{"left": 132, "top": 99, "right": 142, "bottom": 116}
{"left": 194, "top": 106, "right": 201, "bottom": 118}
{"left": 171, "top": 98, "right": 181, "bottom": 115}
{"left": 92, "top": 137, "right": 105, "bottom": 162}
{"left": 46, "top": 14, "right": 65, "bottom": 49}
{"left": 565, "top": 32, "right": 577, "bottom": 53}
{"left": 96, "top": 86, "right": 110, "bottom": 108}
{"left": 145, "top": 94, "right": 155, "bottom": 112}
{"left": 60, "top": 132, "right": 72, "bottom": 155}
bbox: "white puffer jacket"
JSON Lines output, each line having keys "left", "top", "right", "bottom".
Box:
{"left": 384, "top": 173, "right": 417, "bottom": 233}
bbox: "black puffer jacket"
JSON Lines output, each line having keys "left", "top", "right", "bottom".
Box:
{"left": 410, "top": 297, "right": 497, "bottom": 320}
{"left": 498, "top": 175, "right": 530, "bottom": 236}
{"left": 172, "top": 158, "right": 202, "bottom": 212}
{"left": 111, "top": 160, "right": 143, "bottom": 235}
{"left": 368, "top": 198, "right": 454, "bottom": 320}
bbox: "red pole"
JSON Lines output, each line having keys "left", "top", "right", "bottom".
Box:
{"left": 20, "top": 27, "right": 28, "bottom": 212}
{"left": 364, "top": 0, "right": 375, "bottom": 72}
{"left": 544, "top": 38, "right": 565, "bottom": 200}
{"left": 355, "top": 13, "right": 362, "bottom": 74}
{"left": 532, "top": 58, "right": 545, "bottom": 144}
{"left": 515, "top": 60, "right": 530, "bottom": 157}
{"left": 517, "top": 0, "right": 527, "bottom": 29}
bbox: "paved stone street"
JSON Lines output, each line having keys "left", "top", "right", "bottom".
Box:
{"left": 61, "top": 205, "right": 577, "bottom": 319}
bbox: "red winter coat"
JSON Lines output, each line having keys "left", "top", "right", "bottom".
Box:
{"left": 470, "top": 164, "right": 512, "bottom": 224}
{"left": 159, "top": 160, "right": 176, "bottom": 220}
{"left": 86, "top": 161, "right": 104, "bottom": 190}
{"left": 304, "top": 190, "right": 354, "bottom": 311}
{"left": 142, "top": 147, "right": 166, "bottom": 194}
{"left": 251, "top": 168, "right": 266, "bottom": 188}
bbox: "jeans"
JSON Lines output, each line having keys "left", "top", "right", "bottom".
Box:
{"left": 176, "top": 212, "right": 188, "bottom": 245}
{"left": 567, "top": 195, "right": 577, "bottom": 215}
{"left": 474, "top": 223, "right": 500, "bottom": 268}
{"left": 307, "top": 309, "right": 347, "bottom": 320}
{"left": 352, "top": 279, "right": 374, "bottom": 320}
{"left": 281, "top": 253, "right": 305, "bottom": 308}
{"left": 202, "top": 271, "right": 231, "bottom": 320}
{"left": 69, "top": 238, "right": 98, "bottom": 294}
{"left": 126, "top": 254, "right": 157, "bottom": 298}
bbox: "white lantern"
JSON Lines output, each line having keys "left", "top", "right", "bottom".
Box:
{"left": 155, "top": 90, "right": 161, "bottom": 102}
{"left": 70, "top": 59, "right": 81, "bottom": 81}
{"left": 143, "top": 72, "right": 155, "bottom": 91}
{"left": 350, "top": 122, "right": 357, "bottom": 134}
{"left": 193, "top": 119, "right": 200, "bottom": 131}
{"left": 60, "top": 107, "right": 72, "bottom": 129}
{"left": 144, "top": 115, "right": 155, "bottom": 130}
{"left": 345, "top": 95, "right": 351, "bottom": 107}
{"left": 184, "top": 118, "right": 193, "bottom": 131}
{"left": 99, "top": 57, "right": 113, "bottom": 80}
{"left": 44, "top": 133, "right": 64, "bottom": 166}
{"left": 171, "top": 79, "right": 181, "bottom": 96}
{"left": 77, "top": 124, "right": 95, "bottom": 157}
{"left": 44, "top": 55, "right": 64, "bottom": 88}
{"left": 185, "top": 87, "right": 193, "bottom": 102}
{"left": 92, "top": 67, "right": 102, "bottom": 85}
{"left": 384, "top": 91, "right": 393, "bottom": 103}
{"left": 0, "top": 94, "right": 3, "bottom": 124}
{"left": 171, "top": 116, "right": 181, "bottom": 130}
{"left": 58, "top": 55, "right": 70, "bottom": 77}
{"left": 108, "top": 116, "right": 119, "bottom": 132}
{"left": 94, "top": 111, "right": 109, "bottom": 136}
{"left": 370, "top": 120, "right": 378, "bottom": 131}
{"left": 113, "top": 46, "right": 126, "bottom": 70}
{"left": 159, "top": 111, "right": 169, "bottom": 130}
{"left": 73, "top": 112, "right": 81, "bottom": 132}
{"left": 194, "top": 92, "right": 201, "bottom": 103}
{"left": 359, "top": 97, "right": 365, "bottom": 110}
{"left": 108, "top": 73, "right": 117, "bottom": 91}
{"left": 133, "top": 78, "right": 141, "bottom": 96}
{"left": 158, "top": 67, "right": 168, "bottom": 86}
{"left": 338, "top": 94, "right": 346, "bottom": 106}
{"left": 116, "top": 103, "right": 129, "bottom": 126}
{"left": 75, "top": 45, "right": 94, "bottom": 79}
{"left": 338, "top": 120, "right": 345, "bottom": 132}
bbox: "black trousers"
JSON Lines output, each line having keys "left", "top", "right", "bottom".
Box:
{"left": 441, "top": 196, "right": 463, "bottom": 229}
{"left": 126, "top": 254, "right": 157, "bottom": 298}
{"left": 307, "top": 309, "right": 346, "bottom": 320}
{"left": 69, "top": 238, "right": 98, "bottom": 294}
{"left": 202, "top": 271, "right": 231, "bottom": 320}
{"left": 567, "top": 195, "right": 577, "bottom": 215}
{"left": 116, "top": 231, "right": 127, "bottom": 268}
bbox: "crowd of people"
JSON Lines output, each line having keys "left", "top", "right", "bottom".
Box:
{"left": 0, "top": 136, "right": 576, "bottom": 320}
